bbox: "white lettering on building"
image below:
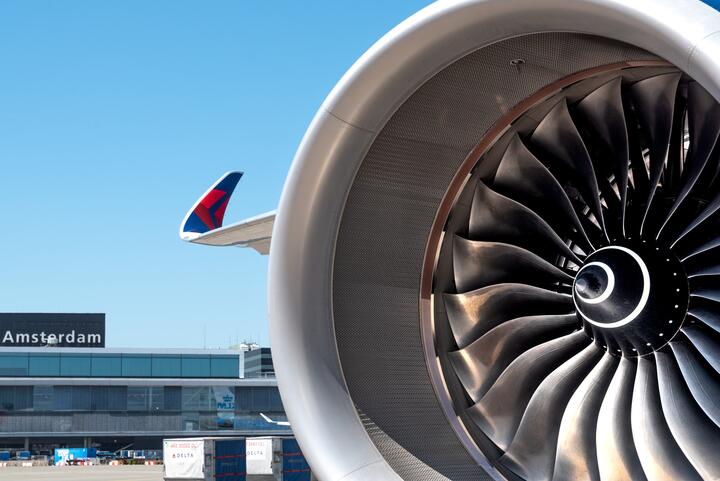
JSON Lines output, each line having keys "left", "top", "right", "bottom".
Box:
{"left": 1, "top": 330, "right": 103, "bottom": 345}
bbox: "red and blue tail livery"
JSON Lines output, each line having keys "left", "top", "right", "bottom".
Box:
{"left": 179, "top": 171, "right": 275, "bottom": 254}
{"left": 180, "top": 171, "right": 243, "bottom": 240}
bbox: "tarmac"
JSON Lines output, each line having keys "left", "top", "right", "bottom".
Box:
{"left": 0, "top": 465, "right": 277, "bottom": 481}
{"left": 0, "top": 465, "right": 164, "bottom": 481}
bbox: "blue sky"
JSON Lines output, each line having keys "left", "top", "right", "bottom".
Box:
{"left": 0, "top": 1, "right": 433, "bottom": 348}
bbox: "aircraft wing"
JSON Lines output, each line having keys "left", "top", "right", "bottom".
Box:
{"left": 260, "top": 412, "right": 291, "bottom": 426}
{"left": 187, "top": 211, "right": 275, "bottom": 254}
{"left": 180, "top": 171, "right": 275, "bottom": 255}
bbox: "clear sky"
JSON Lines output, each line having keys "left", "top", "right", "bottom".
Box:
{"left": 0, "top": 1, "right": 434, "bottom": 348}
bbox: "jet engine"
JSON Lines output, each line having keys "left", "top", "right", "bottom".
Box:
{"left": 268, "top": 1, "right": 720, "bottom": 480}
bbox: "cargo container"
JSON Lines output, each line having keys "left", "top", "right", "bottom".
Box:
{"left": 120, "top": 449, "right": 134, "bottom": 459}
{"left": 164, "top": 437, "right": 246, "bottom": 481}
{"left": 53, "top": 448, "right": 97, "bottom": 465}
{"left": 246, "top": 438, "right": 272, "bottom": 475}
{"left": 137, "top": 449, "right": 163, "bottom": 460}
{"left": 247, "top": 437, "right": 311, "bottom": 481}
{"left": 276, "top": 438, "right": 311, "bottom": 481}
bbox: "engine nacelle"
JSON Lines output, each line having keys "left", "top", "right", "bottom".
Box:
{"left": 269, "top": 1, "right": 720, "bottom": 480}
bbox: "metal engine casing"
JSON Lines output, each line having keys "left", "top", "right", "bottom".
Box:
{"left": 268, "top": 1, "right": 720, "bottom": 480}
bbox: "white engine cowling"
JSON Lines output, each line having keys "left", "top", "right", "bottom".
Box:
{"left": 269, "top": 1, "right": 720, "bottom": 480}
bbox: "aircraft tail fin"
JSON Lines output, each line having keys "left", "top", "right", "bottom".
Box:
{"left": 180, "top": 171, "right": 243, "bottom": 240}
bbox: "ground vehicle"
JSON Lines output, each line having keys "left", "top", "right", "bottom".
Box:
{"left": 14, "top": 450, "right": 30, "bottom": 460}
{"left": 53, "top": 447, "right": 97, "bottom": 465}
{"left": 96, "top": 450, "right": 117, "bottom": 460}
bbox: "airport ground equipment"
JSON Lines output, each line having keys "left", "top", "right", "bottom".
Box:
{"left": 247, "top": 437, "right": 311, "bottom": 481}
{"left": 164, "top": 437, "right": 246, "bottom": 481}
{"left": 53, "top": 448, "right": 97, "bottom": 465}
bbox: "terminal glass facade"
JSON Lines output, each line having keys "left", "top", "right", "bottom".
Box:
{"left": 0, "top": 384, "right": 285, "bottom": 433}
{"left": 0, "top": 352, "right": 239, "bottom": 378}
{"left": 0, "top": 348, "right": 288, "bottom": 451}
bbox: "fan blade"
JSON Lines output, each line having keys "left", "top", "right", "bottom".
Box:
{"left": 450, "top": 314, "right": 578, "bottom": 402}
{"left": 673, "top": 214, "right": 720, "bottom": 260}
{"left": 468, "top": 331, "right": 589, "bottom": 451}
{"left": 627, "top": 110, "right": 650, "bottom": 218}
{"left": 452, "top": 237, "right": 573, "bottom": 293}
{"left": 700, "top": 141, "right": 720, "bottom": 190}
{"left": 551, "top": 353, "right": 618, "bottom": 481}
{"left": 682, "top": 325, "right": 720, "bottom": 374}
{"left": 656, "top": 349, "right": 720, "bottom": 480}
{"left": 530, "top": 99, "right": 607, "bottom": 238}
{"left": 443, "top": 284, "right": 573, "bottom": 349}
{"left": 596, "top": 357, "right": 648, "bottom": 481}
{"left": 494, "top": 135, "right": 595, "bottom": 252}
{"left": 672, "top": 193, "right": 720, "bottom": 248}
{"left": 684, "top": 251, "right": 720, "bottom": 278}
{"left": 690, "top": 277, "right": 720, "bottom": 304}
{"left": 688, "top": 300, "right": 720, "bottom": 334}
{"left": 628, "top": 73, "right": 682, "bottom": 235}
{"left": 687, "top": 264, "right": 720, "bottom": 278}
{"left": 631, "top": 357, "right": 702, "bottom": 481}
{"left": 469, "top": 181, "right": 582, "bottom": 264}
{"left": 670, "top": 341, "right": 720, "bottom": 427}
{"left": 571, "top": 198, "right": 606, "bottom": 242}
{"left": 658, "top": 82, "right": 720, "bottom": 239}
{"left": 595, "top": 176, "right": 623, "bottom": 236}
{"left": 663, "top": 78, "right": 686, "bottom": 196}
{"left": 500, "top": 344, "right": 604, "bottom": 481}
{"left": 575, "top": 77, "right": 629, "bottom": 237}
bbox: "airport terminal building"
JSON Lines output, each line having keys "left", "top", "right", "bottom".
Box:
{"left": 0, "top": 314, "right": 289, "bottom": 453}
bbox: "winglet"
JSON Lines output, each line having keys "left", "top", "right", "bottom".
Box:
{"left": 180, "top": 171, "right": 243, "bottom": 241}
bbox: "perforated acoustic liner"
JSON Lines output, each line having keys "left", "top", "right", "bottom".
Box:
{"left": 332, "top": 33, "right": 660, "bottom": 480}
